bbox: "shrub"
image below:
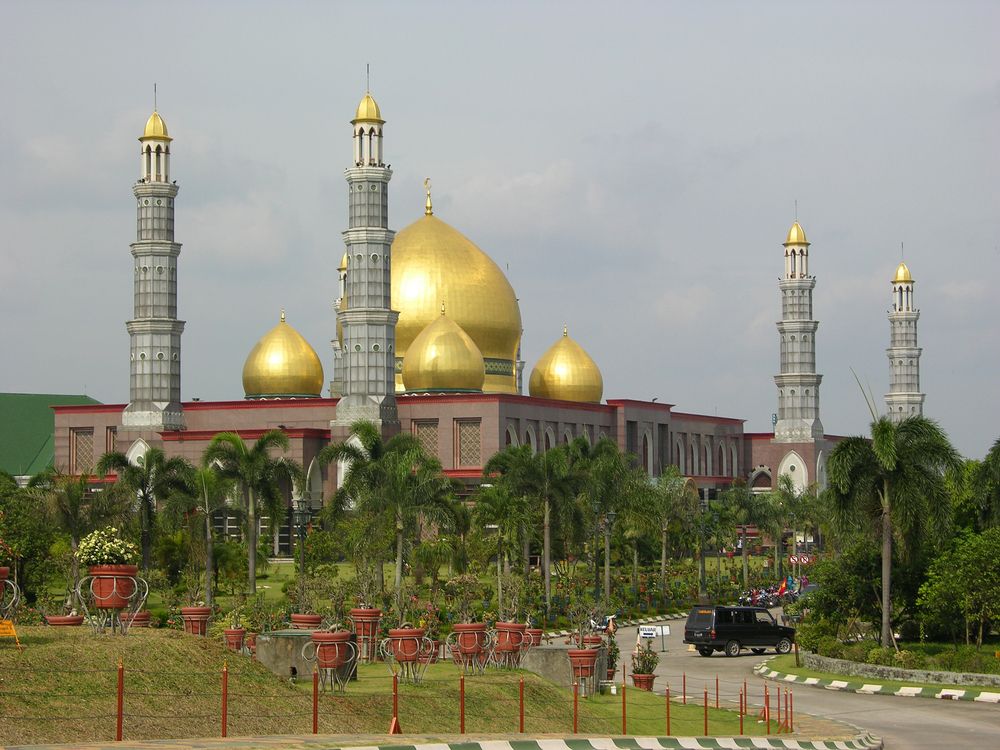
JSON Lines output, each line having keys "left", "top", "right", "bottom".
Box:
{"left": 866, "top": 646, "right": 895, "bottom": 666}
{"left": 796, "top": 617, "right": 837, "bottom": 652}
{"left": 77, "top": 527, "right": 139, "bottom": 566}
{"left": 893, "top": 649, "right": 921, "bottom": 669}
{"left": 841, "top": 642, "right": 869, "bottom": 662}
{"left": 632, "top": 645, "right": 659, "bottom": 674}
{"left": 815, "top": 635, "right": 844, "bottom": 659}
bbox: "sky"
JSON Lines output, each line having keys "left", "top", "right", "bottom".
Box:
{"left": 1, "top": 1, "right": 997, "bottom": 458}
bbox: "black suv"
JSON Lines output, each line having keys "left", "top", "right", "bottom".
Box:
{"left": 683, "top": 606, "right": 795, "bottom": 657}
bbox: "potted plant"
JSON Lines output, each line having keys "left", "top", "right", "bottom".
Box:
{"left": 223, "top": 597, "right": 246, "bottom": 651}
{"left": 494, "top": 573, "right": 527, "bottom": 664}
{"left": 566, "top": 592, "right": 600, "bottom": 687}
{"left": 385, "top": 583, "right": 424, "bottom": 663}
{"left": 446, "top": 573, "right": 488, "bottom": 666}
{"left": 631, "top": 644, "right": 659, "bottom": 691}
{"left": 311, "top": 624, "right": 354, "bottom": 669}
{"left": 606, "top": 635, "right": 620, "bottom": 680}
{"left": 417, "top": 598, "right": 442, "bottom": 664}
{"left": 77, "top": 527, "right": 139, "bottom": 610}
{"left": 178, "top": 570, "right": 212, "bottom": 636}
{"left": 349, "top": 566, "right": 383, "bottom": 661}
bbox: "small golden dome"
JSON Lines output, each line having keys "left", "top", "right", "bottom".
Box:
{"left": 784, "top": 221, "right": 809, "bottom": 246}
{"left": 353, "top": 92, "right": 384, "bottom": 123}
{"left": 242, "top": 311, "right": 324, "bottom": 398}
{"left": 141, "top": 110, "right": 172, "bottom": 141}
{"left": 392, "top": 212, "right": 522, "bottom": 394}
{"left": 528, "top": 327, "right": 603, "bottom": 404}
{"left": 402, "top": 306, "right": 485, "bottom": 392}
{"left": 893, "top": 261, "right": 913, "bottom": 284}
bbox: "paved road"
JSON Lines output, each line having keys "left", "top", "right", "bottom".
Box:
{"left": 614, "top": 615, "right": 999, "bottom": 749}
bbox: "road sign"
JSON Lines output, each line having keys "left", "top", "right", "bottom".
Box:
{"left": 638, "top": 624, "right": 670, "bottom": 652}
{"left": 788, "top": 555, "right": 799, "bottom": 564}
{"left": 800, "top": 554, "right": 812, "bottom": 565}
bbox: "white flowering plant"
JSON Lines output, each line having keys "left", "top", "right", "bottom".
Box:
{"left": 77, "top": 527, "right": 139, "bottom": 566}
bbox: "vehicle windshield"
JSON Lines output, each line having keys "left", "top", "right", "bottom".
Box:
{"left": 754, "top": 610, "right": 775, "bottom": 626}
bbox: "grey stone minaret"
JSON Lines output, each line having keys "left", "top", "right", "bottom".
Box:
{"left": 331, "top": 93, "right": 399, "bottom": 430}
{"left": 885, "top": 262, "right": 924, "bottom": 421}
{"left": 122, "top": 111, "right": 184, "bottom": 431}
{"left": 773, "top": 221, "right": 823, "bottom": 441}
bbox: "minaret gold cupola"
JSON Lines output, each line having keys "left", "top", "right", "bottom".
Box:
{"left": 783, "top": 220, "right": 810, "bottom": 279}
{"left": 139, "top": 110, "right": 172, "bottom": 183}
{"left": 528, "top": 327, "right": 604, "bottom": 404}
{"left": 243, "top": 311, "right": 324, "bottom": 399}
{"left": 401, "top": 303, "right": 485, "bottom": 392}
{"left": 352, "top": 92, "right": 385, "bottom": 167}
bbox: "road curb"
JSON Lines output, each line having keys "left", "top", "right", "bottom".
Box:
{"left": 754, "top": 662, "right": 1000, "bottom": 704}
{"left": 349, "top": 734, "right": 883, "bottom": 750}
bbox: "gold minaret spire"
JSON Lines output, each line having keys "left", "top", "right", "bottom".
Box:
{"left": 424, "top": 178, "right": 433, "bottom": 215}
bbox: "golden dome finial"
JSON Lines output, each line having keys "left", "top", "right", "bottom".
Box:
{"left": 424, "top": 178, "right": 433, "bottom": 216}
{"left": 563, "top": 325, "right": 568, "bottom": 337}
{"left": 280, "top": 309, "right": 286, "bottom": 323}
{"left": 440, "top": 300, "right": 446, "bottom": 316}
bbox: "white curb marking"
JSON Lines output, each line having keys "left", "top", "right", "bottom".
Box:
{"left": 858, "top": 684, "right": 882, "bottom": 694}
{"left": 804, "top": 677, "right": 820, "bottom": 685}
{"left": 936, "top": 689, "right": 965, "bottom": 700}
{"left": 974, "top": 691, "right": 1000, "bottom": 703}
{"left": 896, "top": 686, "right": 922, "bottom": 697}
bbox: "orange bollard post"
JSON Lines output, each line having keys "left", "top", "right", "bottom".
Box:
{"left": 460, "top": 675, "right": 466, "bottom": 734}
{"left": 765, "top": 685, "right": 771, "bottom": 735}
{"left": 116, "top": 657, "right": 124, "bottom": 742}
{"left": 312, "top": 669, "right": 318, "bottom": 735}
{"left": 621, "top": 678, "right": 627, "bottom": 735}
{"left": 222, "top": 661, "right": 229, "bottom": 738}
{"left": 573, "top": 681, "right": 579, "bottom": 734}
{"left": 715, "top": 675, "right": 719, "bottom": 709}
{"left": 790, "top": 689, "right": 794, "bottom": 732}
{"left": 743, "top": 679, "right": 748, "bottom": 715}
{"left": 665, "top": 685, "right": 671, "bottom": 736}
{"left": 388, "top": 672, "right": 402, "bottom": 734}
{"left": 739, "top": 688, "right": 743, "bottom": 735}
{"left": 703, "top": 685, "right": 708, "bottom": 736}
{"left": 776, "top": 685, "right": 782, "bottom": 728}
{"left": 519, "top": 677, "right": 524, "bottom": 733}
{"left": 683, "top": 672, "right": 687, "bottom": 704}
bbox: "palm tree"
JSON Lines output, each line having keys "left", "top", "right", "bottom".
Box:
{"left": 318, "top": 420, "right": 455, "bottom": 615}
{"left": 97, "top": 448, "right": 192, "bottom": 570}
{"left": 827, "top": 415, "right": 960, "bottom": 644}
{"left": 473, "top": 482, "right": 528, "bottom": 613}
{"left": 722, "top": 479, "right": 770, "bottom": 587}
{"left": 484, "top": 444, "right": 576, "bottom": 618}
{"left": 35, "top": 470, "right": 129, "bottom": 606}
{"left": 203, "top": 430, "right": 297, "bottom": 594}
{"left": 972, "top": 436, "right": 1000, "bottom": 529}
{"left": 648, "top": 468, "right": 693, "bottom": 591}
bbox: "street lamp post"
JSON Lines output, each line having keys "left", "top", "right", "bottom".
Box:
{"left": 293, "top": 498, "right": 309, "bottom": 614}
{"left": 603, "top": 510, "right": 617, "bottom": 601}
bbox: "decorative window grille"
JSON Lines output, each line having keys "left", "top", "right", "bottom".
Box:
{"left": 71, "top": 428, "right": 94, "bottom": 474}
{"left": 413, "top": 421, "right": 439, "bottom": 457}
{"left": 456, "top": 420, "right": 481, "bottom": 468}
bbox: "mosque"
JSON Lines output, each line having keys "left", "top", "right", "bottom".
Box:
{"left": 49, "top": 91, "right": 926, "bottom": 550}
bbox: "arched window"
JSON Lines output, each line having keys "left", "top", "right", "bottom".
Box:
{"left": 505, "top": 425, "right": 518, "bottom": 448}
{"left": 524, "top": 425, "right": 537, "bottom": 454}
{"left": 641, "top": 433, "right": 650, "bottom": 474}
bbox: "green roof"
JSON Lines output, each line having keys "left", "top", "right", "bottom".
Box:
{"left": 0, "top": 393, "right": 101, "bottom": 478}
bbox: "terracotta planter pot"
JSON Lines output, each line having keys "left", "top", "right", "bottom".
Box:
{"left": 0, "top": 566, "right": 9, "bottom": 581}
{"left": 526, "top": 627, "right": 543, "bottom": 647}
{"left": 224, "top": 627, "right": 246, "bottom": 651}
{"left": 180, "top": 605, "right": 212, "bottom": 636}
{"left": 631, "top": 673, "right": 656, "bottom": 691}
{"left": 453, "top": 622, "right": 487, "bottom": 655}
{"left": 312, "top": 630, "right": 352, "bottom": 668}
{"left": 290, "top": 613, "right": 323, "bottom": 629}
{"left": 245, "top": 632, "right": 258, "bottom": 655}
{"left": 582, "top": 634, "right": 604, "bottom": 649}
{"left": 120, "top": 610, "right": 151, "bottom": 628}
{"left": 567, "top": 648, "right": 598, "bottom": 679}
{"left": 607, "top": 667, "right": 617, "bottom": 680}
{"left": 45, "top": 614, "right": 85, "bottom": 627}
{"left": 388, "top": 627, "right": 425, "bottom": 663}
{"left": 349, "top": 608, "right": 382, "bottom": 660}
{"left": 494, "top": 622, "right": 527, "bottom": 653}
{"left": 88, "top": 564, "right": 138, "bottom": 609}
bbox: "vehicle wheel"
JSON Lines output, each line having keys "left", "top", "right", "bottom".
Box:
{"left": 751, "top": 648, "right": 766, "bottom": 655}
{"left": 775, "top": 638, "right": 793, "bottom": 655}
{"left": 724, "top": 640, "right": 741, "bottom": 657}
{"left": 697, "top": 647, "right": 713, "bottom": 657}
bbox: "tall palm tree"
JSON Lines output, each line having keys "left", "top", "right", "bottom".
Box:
{"left": 203, "top": 430, "right": 296, "bottom": 594}
{"left": 645, "top": 466, "right": 699, "bottom": 595}
{"left": 473, "top": 482, "right": 528, "bottom": 613}
{"left": 972, "top": 436, "right": 1000, "bottom": 529}
{"left": 35, "top": 470, "right": 129, "bottom": 606}
{"left": 722, "top": 479, "right": 770, "bottom": 587}
{"left": 97, "top": 448, "right": 192, "bottom": 570}
{"left": 318, "top": 420, "right": 455, "bottom": 615}
{"left": 827, "top": 415, "right": 960, "bottom": 644}
{"left": 484, "top": 444, "right": 576, "bottom": 618}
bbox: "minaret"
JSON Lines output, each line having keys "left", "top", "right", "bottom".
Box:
{"left": 773, "top": 220, "right": 823, "bottom": 441}
{"left": 122, "top": 110, "right": 184, "bottom": 430}
{"left": 331, "top": 91, "right": 399, "bottom": 430}
{"left": 885, "top": 261, "right": 924, "bottom": 421}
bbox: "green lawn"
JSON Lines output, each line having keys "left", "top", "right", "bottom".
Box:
{"left": 768, "top": 654, "right": 998, "bottom": 692}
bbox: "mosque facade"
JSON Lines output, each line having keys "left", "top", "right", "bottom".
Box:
{"left": 50, "top": 91, "right": 921, "bottom": 548}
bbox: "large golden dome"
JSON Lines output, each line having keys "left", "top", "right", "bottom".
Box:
{"left": 391, "top": 211, "right": 521, "bottom": 394}
{"left": 353, "top": 93, "right": 384, "bottom": 123}
{"left": 893, "top": 261, "right": 913, "bottom": 283}
{"left": 402, "top": 306, "right": 485, "bottom": 392}
{"left": 242, "top": 311, "right": 324, "bottom": 399}
{"left": 784, "top": 221, "right": 809, "bottom": 246}
{"left": 528, "top": 327, "right": 603, "bottom": 404}
{"left": 141, "top": 110, "right": 171, "bottom": 141}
